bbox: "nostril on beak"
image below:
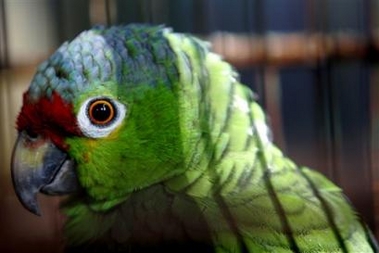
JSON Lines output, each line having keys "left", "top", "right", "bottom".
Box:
{"left": 25, "top": 128, "right": 39, "bottom": 140}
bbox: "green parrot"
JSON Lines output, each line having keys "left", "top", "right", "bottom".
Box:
{"left": 11, "top": 24, "right": 378, "bottom": 252}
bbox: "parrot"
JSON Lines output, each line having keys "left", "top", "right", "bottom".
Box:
{"left": 11, "top": 24, "right": 378, "bottom": 253}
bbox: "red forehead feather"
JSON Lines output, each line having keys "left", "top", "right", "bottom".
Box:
{"left": 17, "top": 92, "right": 82, "bottom": 150}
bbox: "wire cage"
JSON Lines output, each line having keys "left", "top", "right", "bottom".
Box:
{"left": 0, "top": 0, "right": 379, "bottom": 252}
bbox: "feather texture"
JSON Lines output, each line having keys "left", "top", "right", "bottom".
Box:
{"left": 13, "top": 24, "right": 378, "bottom": 253}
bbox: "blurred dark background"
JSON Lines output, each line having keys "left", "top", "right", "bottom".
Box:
{"left": 1, "top": 0, "right": 379, "bottom": 252}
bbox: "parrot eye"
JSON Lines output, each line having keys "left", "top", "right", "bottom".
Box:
{"left": 88, "top": 99, "right": 115, "bottom": 126}
{"left": 77, "top": 97, "right": 127, "bottom": 138}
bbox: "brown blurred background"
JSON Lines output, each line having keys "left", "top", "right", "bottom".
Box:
{"left": 1, "top": 0, "right": 379, "bottom": 252}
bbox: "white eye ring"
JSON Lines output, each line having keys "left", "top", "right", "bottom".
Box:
{"left": 77, "top": 96, "right": 126, "bottom": 138}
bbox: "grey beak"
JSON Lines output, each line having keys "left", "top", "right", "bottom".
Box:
{"left": 11, "top": 132, "right": 79, "bottom": 215}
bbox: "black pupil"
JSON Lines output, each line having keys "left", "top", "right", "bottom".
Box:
{"left": 91, "top": 102, "right": 112, "bottom": 123}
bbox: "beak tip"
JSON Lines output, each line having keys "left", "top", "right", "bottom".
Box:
{"left": 26, "top": 203, "right": 41, "bottom": 216}
{"left": 14, "top": 189, "right": 42, "bottom": 216}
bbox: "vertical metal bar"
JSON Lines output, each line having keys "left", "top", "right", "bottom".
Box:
{"left": 312, "top": 0, "right": 339, "bottom": 181}
{"left": 253, "top": 0, "right": 266, "bottom": 109}
{"left": 242, "top": 0, "right": 250, "bottom": 32}
{"left": 366, "top": 0, "right": 379, "bottom": 237}
{"left": 105, "top": 0, "right": 111, "bottom": 26}
{"left": 0, "top": 0, "right": 9, "bottom": 68}
{"left": 306, "top": 0, "right": 326, "bottom": 177}
{"left": 145, "top": 0, "right": 156, "bottom": 23}
{"left": 363, "top": 0, "right": 377, "bottom": 234}
{"left": 139, "top": 0, "right": 151, "bottom": 23}
{"left": 317, "top": 0, "right": 334, "bottom": 179}
{"left": 318, "top": 63, "right": 339, "bottom": 181}
{"left": 193, "top": 0, "right": 207, "bottom": 34}
{"left": 370, "top": 67, "right": 379, "bottom": 239}
{"left": 306, "top": 0, "right": 315, "bottom": 33}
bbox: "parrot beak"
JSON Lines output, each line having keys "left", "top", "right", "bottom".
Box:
{"left": 11, "top": 132, "right": 79, "bottom": 215}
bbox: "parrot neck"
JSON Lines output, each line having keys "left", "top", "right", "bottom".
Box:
{"left": 164, "top": 32, "right": 272, "bottom": 197}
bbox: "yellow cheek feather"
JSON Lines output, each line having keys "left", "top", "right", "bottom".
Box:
{"left": 80, "top": 123, "right": 124, "bottom": 163}
{"left": 105, "top": 123, "right": 124, "bottom": 140}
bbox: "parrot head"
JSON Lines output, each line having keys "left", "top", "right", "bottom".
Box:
{"left": 11, "top": 25, "right": 195, "bottom": 215}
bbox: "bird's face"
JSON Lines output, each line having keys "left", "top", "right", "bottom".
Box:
{"left": 10, "top": 24, "right": 188, "bottom": 215}
{"left": 12, "top": 78, "right": 185, "bottom": 215}
{"left": 11, "top": 80, "right": 126, "bottom": 214}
